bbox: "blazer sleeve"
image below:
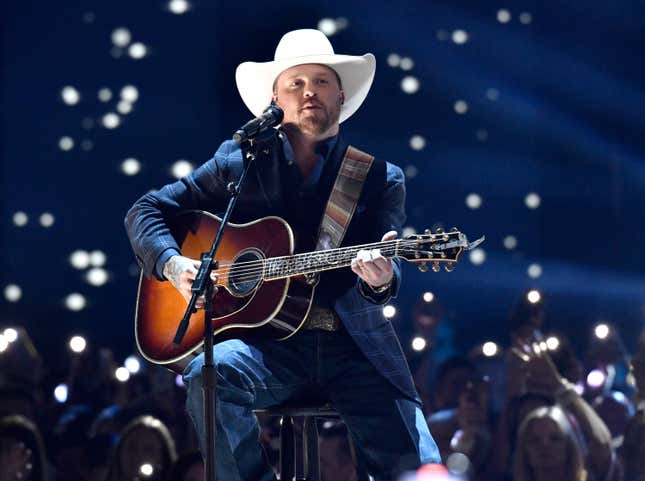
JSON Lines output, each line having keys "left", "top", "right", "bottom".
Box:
{"left": 357, "top": 161, "right": 407, "bottom": 304}
{"left": 124, "top": 140, "right": 239, "bottom": 280}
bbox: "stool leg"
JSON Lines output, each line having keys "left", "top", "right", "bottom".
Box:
{"left": 294, "top": 417, "right": 306, "bottom": 481}
{"left": 305, "top": 416, "right": 320, "bottom": 481}
{"left": 348, "top": 434, "right": 370, "bottom": 481}
{"left": 280, "top": 416, "right": 295, "bottom": 481}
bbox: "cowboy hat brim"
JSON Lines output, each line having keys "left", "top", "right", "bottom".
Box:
{"left": 235, "top": 53, "right": 375, "bottom": 124}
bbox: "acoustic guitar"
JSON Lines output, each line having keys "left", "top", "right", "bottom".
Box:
{"left": 135, "top": 210, "right": 482, "bottom": 372}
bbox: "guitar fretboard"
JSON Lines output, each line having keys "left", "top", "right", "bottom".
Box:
{"left": 263, "top": 239, "right": 401, "bottom": 280}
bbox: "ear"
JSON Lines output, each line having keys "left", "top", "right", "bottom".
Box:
{"left": 339, "top": 90, "right": 345, "bottom": 105}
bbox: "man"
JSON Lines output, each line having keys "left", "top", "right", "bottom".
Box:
{"left": 125, "top": 29, "right": 439, "bottom": 481}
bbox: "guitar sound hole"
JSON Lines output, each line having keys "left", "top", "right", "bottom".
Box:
{"left": 228, "top": 250, "right": 263, "bottom": 296}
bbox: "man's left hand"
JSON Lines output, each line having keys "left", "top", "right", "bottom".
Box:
{"left": 350, "top": 231, "right": 397, "bottom": 289}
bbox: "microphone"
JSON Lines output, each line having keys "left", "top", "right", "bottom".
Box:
{"left": 233, "top": 105, "right": 284, "bottom": 144}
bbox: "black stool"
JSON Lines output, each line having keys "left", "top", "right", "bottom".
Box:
{"left": 255, "top": 403, "right": 370, "bottom": 481}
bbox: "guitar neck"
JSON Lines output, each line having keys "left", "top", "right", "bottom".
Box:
{"left": 263, "top": 239, "right": 401, "bottom": 280}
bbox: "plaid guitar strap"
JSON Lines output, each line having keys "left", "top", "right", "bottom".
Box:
{"left": 315, "top": 145, "right": 375, "bottom": 252}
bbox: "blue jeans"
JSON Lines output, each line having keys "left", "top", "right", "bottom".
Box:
{"left": 183, "top": 328, "right": 440, "bottom": 481}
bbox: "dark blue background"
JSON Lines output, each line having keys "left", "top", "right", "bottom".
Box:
{"left": 2, "top": 0, "right": 644, "bottom": 361}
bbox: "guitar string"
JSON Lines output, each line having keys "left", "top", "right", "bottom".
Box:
{"left": 207, "top": 242, "right": 442, "bottom": 284}
{"left": 215, "top": 247, "right": 436, "bottom": 285}
{"left": 211, "top": 240, "right": 441, "bottom": 277}
{"left": 207, "top": 237, "right": 444, "bottom": 272}
{"left": 210, "top": 240, "right": 409, "bottom": 274}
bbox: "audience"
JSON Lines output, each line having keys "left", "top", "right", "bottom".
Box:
{"left": 0, "top": 308, "right": 640, "bottom": 481}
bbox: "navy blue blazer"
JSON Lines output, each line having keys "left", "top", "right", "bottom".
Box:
{"left": 125, "top": 134, "right": 420, "bottom": 402}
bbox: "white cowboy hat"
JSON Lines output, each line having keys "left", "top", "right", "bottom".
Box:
{"left": 235, "top": 29, "right": 376, "bottom": 124}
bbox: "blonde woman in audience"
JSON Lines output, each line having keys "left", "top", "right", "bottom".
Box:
{"left": 513, "top": 405, "right": 587, "bottom": 481}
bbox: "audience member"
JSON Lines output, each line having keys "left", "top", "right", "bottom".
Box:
{"left": 105, "top": 415, "right": 177, "bottom": 481}
{"left": 0, "top": 415, "right": 49, "bottom": 481}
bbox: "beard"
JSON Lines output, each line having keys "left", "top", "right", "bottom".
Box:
{"left": 295, "top": 99, "right": 341, "bottom": 136}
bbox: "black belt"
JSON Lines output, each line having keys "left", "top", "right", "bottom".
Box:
{"left": 301, "top": 306, "right": 342, "bottom": 331}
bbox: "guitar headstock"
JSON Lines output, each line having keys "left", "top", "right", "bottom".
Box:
{"left": 398, "top": 227, "right": 468, "bottom": 273}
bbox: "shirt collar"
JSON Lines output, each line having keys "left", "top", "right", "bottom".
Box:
{"left": 278, "top": 130, "right": 339, "bottom": 166}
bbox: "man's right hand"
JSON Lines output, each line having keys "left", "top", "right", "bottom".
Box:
{"left": 162, "top": 255, "right": 218, "bottom": 308}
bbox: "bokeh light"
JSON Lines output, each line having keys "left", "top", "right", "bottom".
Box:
{"left": 117, "top": 101, "right": 133, "bottom": 114}
{"left": 120, "top": 85, "right": 139, "bottom": 102}
{"left": 317, "top": 18, "right": 337, "bottom": 36}
{"left": 399, "top": 57, "right": 414, "bottom": 71}
{"left": 594, "top": 323, "right": 610, "bottom": 340}
{"left": 65, "top": 293, "right": 87, "bottom": 311}
{"left": 39, "top": 212, "right": 55, "bottom": 227}
{"left": 387, "top": 53, "right": 401, "bottom": 67}
{"left": 139, "top": 464, "right": 154, "bottom": 477}
{"left": 125, "top": 355, "right": 141, "bottom": 374}
{"left": 171, "top": 160, "right": 194, "bottom": 178}
{"left": 168, "top": 0, "right": 190, "bottom": 14}
{"left": 122, "top": 158, "right": 141, "bottom": 176}
{"left": 423, "top": 291, "right": 434, "bottom": 303}
{"left": 69, "top": 335, "right": 87, "bottom": 353}
{"left": 102, "top": 113, "right": 121, "bottom": 129}
{"left": 61, "top": 86, "right": 80, "bottom": 105}
{"left": 59, "top": 136, "right": 74, "bottom": 151}
{"left": 527, "top": 263, "right": 542, "bottom": 278}
{"left": 13, "top": 212, "right": 28, "bottom": 226}
{"left": 4, "top": 284, "right": 22, "bottom": 302}
{"left": 98, "top": 88, "right": 113, "bottom": 102}
{"left": 86, "top": 267, "right": 109, "bottom": 286}
{"left": 497, "top": 9, "right": 511, "bottom": 23}
{"left": 89, "top": 250, "right": 107, "bottom": 267}
{"left": 546, "top": 336, "right": 560, "bottom": 350}
{"left": 401, "top": 76, "right": 420, "bottom": 94}
{"left": 3, "top": 328, "right": 18, "bottom": 343}
{"left": 452, "top": 30, "right": 468, "bottom": 44}
{"left": 465, "top": 193, "right": 482, "bottom": 209}
{"left": 454, "top": 100, "right": 469, "bottom": 114}
{"left": 115, "top": 367, "right": 130, "bottom": 382}
{"left": 54, "top": 384, "right": 69, "bottom": 403}
{"left": 503, "top": 235, "right": 518, "bottom": 250}
{"left": 527, "top": 289, "right": 541, "bottom": 304}
{"left": 469, "top": 248, "right": 486, "bottom": 265}
{"left": 412, "top": 336, "right": 427, "bottom": 351}
{"left": 409, "top": 135, "right": 426, "bottom": 151}
{"left": 70, "top": 250, "right": 91, "bottom": 269}
{"left": 383, "top": 305, "right": 396, "bottom": 318}
{"left": 128, "top": 42, "right": 148, "bottom": 59}
{"left": 482, "top": 341, "right": 499, "bottom": 357}
{"left": 111, "top": 28, "right": 131, "bottom": 47}
{"left": 525, "top": 192, "right": 541, "bottom": 209}
{"left": 587, "top": 369, "right": 606, "bottom": 388}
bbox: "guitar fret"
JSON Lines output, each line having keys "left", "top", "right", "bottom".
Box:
{"left": 263, "top": 241, "right": 403, "bottom": 280}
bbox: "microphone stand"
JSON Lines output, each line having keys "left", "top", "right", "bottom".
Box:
{"left": 172, "top": 129, "right": 277, "bottom": 481}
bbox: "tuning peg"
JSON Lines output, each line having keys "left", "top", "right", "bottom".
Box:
{"left": 451, "top": 227, "right": 459, "bottom": 232}
{"left": 432, "top": 262, "right": 441, "bottom": 272}
{"left": 418, "top": 262, "right": 428, "bottom": 272}
{"left": 435, "top": 227, "right": 444, "bottom": 234}
{"left": 444, "top": 262, "right": 455, "bottom": 272}
{"left": 424, "top": 229, "right": 431, "bottom": 235}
